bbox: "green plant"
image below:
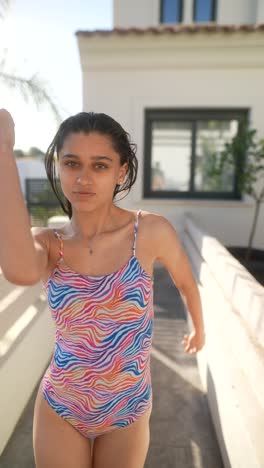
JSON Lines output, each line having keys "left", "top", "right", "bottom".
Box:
{"left": 30, "top": 206, "right": 65, "bottom": 227}
{"left": 27, "top": 180, "right": 65, "bottom": 226}
{"left": 209, "top": 120, "right": 264, "bottom": 261}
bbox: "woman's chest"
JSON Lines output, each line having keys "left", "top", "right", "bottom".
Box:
{"left": 42, "top": 223, "right": 154, "bottom": 285}
{"left": 45, "top": 262, "right": 154, "bottom": 326}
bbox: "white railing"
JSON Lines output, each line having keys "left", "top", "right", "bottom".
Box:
{"left": 182, "top": 212, "right": 264, "bottom": 468}
{"left": 0, "top": 216, "right": 67, "bottom": 455}
{"left": 0, "top": 275, "right": 54, "bottom": 456}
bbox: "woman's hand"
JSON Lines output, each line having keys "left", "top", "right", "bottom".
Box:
{"left": 0, "top": 108, "right": 15, "bottom": 152}
{"left": 181, "top": 329, "right": 206, "bottom": 354}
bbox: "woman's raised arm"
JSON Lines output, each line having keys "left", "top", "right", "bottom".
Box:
{"left": 150, "top": 214, "right": 206, "bottom": 354}
{"left": 0, "top": 108, "right": 48, "bottom": 285}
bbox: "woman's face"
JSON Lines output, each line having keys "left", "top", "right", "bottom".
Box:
{"left": 57, "top": 131, "right": 128, "bottom": 211}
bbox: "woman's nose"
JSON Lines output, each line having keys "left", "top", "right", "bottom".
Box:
{"left": 76, "top": 170, "right": 93, "bottom": 184}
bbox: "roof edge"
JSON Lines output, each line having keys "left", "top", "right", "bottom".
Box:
{"left": 75, "top": 23, "right": 264, "bottom": 37}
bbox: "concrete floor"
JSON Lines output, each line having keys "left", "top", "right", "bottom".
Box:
{"left": 0, "top": 264, "right": 224, "bottom": 468}
{"left": 145, "top": 266, "right": 224, "bottom": 468}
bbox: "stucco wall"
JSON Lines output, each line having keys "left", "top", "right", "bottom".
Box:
{"left": 183, "top": 213, "right": 264, "bottom": 468}
{"left": 217, "top": 0, "right": 258, "bottom": 24}
{"left": 77, "top": 31, "right": 264, "bottom": 249}
{"left": 114, "top": 0, "right": 160, "bottom": 28}
{"left": 113, "top": 0, "right": 260, "bottom": 28}
{"left": 0, "top": 283, "right": 54, "bottom": 456}
{"left": 257, "top": 0, "right": 264, "bottom": 22}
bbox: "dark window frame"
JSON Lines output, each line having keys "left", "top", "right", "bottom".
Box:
{"left": 25, "top": 178, "right": 61, "bottom": 208}
{"left": 160, "top": 0, "right": 183, "bottom": 24}
{"left": 143, "top": 108, "right": 249, "bottom": 200}
{"left": 193, "top": 0, "right": 217, "bottom": 22}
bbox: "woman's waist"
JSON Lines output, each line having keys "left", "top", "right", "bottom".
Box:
{"left": 42, "top": 362, "right": 152, "bottom": 396}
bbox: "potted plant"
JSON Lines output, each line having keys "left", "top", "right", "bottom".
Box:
{"left": 209, "top": 120, "right": 264, "bottom": 284}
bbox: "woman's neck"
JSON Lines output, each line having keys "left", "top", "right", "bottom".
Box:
{"left": 66, "top": 205, "right": 131, "bottom": 241}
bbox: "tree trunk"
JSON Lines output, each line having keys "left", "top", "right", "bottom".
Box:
{"left": 245, "top": 199, "right": 262, "bottom": 261}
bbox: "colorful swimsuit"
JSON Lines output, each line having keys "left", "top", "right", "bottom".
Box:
{"left": 41, "top": 209, "right": 154, "bottom": 440}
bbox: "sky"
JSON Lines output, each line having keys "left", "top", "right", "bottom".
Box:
{"left": 0, "top": 0, "right": 112, "bottom": 151}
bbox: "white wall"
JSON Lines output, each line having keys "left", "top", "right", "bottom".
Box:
{"left": 114, "top": 0, "right": 160, "bottom": 28}
{"left": 0, "top": 283, "right": 54, "bottom": 455}
{"left": 183, "top": 213, "right": 264, "bottom": 468}
{"left": 217, "top": 0, "right": 258, "bottom": 24}
{"left": 256, "top": 0, "right": 264, "bottom": 22}
{"left": 113, "top": 0, "right": 259, "bottom": 28}
{"left": 77, "top": 31, "right": 264, "bottom": 249}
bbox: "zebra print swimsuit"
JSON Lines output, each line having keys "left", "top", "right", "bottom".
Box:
{"left": 41, "top": 209, "right": 154, "bottom": 440}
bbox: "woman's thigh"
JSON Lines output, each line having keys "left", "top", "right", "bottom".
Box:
{"left": 33, "top": 383, "right": 92, "bottom": 468}
{"left": 92, "top": 406, "right": 152, "bottom": 468}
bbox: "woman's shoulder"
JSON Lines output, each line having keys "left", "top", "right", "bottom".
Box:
{"left": 137, "top": 209, "right": 180, "bottom": 248}
{"left": 30, "top": 225, "right": 66, "bottom": 252}
{"left": 30, "top": 225, "right": 68, "bottom": 283}
{"left": 139, "top": 209, "right": 176, "bottom": 232}
{"left": 137, "top": 210, "right": 182, "bottom": 264}
{"left": 31, "top": 225, "right": 63, "bottom": 239}
{"left": 31, "top": 225, "right": 52, "bottom": 242}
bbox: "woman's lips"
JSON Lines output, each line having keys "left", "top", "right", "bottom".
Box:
{"left": 74, "top": 192, "right": 96, "bottom": 197}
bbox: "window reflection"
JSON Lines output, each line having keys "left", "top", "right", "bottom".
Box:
{"left": 194, "top": 0, "right": 216, "bottom": 22}
{"left": 194, "top": 120, "right": 238, "bottom": 192}
{"left": 151, "top": 121, "right": 192, "bottom": 191}
{"left": 149, "top": 117, "right": 240, "bottom": 195}
{"left": 161, "top": 0, "right": 182, "bottom": 24}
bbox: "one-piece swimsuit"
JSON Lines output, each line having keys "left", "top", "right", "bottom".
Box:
{"left": 41, "top": 209, "right": 154, "bottom": 439}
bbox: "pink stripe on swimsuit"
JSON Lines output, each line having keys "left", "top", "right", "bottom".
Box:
{"left": 41, "top": 209, "right": 154, "bottom": 440}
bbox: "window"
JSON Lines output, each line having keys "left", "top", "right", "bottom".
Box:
{"left": 160, "top": 0, "right": 183, "bottom": 24}
{"left": 143, "top": 109, "right": 249, "bottom": 199}
{"left": 193, "top": 0, "right": 217, "bottom": 22}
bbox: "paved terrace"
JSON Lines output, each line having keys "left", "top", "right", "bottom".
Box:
{"left": 0, "top": 264, "right": 224, "bottom": 468}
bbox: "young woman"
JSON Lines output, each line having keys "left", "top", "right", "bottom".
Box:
{"left": 0, "top": 108, "right": 205, "bottom": 468}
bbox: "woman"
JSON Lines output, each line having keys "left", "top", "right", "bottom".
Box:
{"left": 0, "top": 108, "right": 205, "bottom": 468}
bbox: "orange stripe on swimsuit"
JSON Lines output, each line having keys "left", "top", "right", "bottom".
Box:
{"left": 41, "top": 209, "right": 154, "bottom": 440}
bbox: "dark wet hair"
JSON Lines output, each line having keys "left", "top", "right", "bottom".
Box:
{"left": 44, "top": 112, "right": 138, "bottom": 219}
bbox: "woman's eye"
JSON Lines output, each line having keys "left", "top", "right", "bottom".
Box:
{"left": 64, "top": 162, "right": 107, "bottom": 169}
{"left": 65, "top": 161, "right": 77, "bottom": 167}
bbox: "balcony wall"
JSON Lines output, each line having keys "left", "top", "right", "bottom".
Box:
{"left": 0, "top": 280, "right": 54, "bottom": 455}
{"left": 182, "top": 212, "right": 264, "bottom": 468}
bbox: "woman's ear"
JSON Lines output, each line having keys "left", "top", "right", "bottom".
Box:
{"left": 119, "top": 162, "right": 128, "bottom": 182}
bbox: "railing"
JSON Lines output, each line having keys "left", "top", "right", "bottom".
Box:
{"left": 0, "top": 276, "right": 54, "bottom": 455}
{"left": 182, "top": 212, "right": 264, "bottom": 468}
{"left": 0, "top": 215, "right": 67, "bottom": 455}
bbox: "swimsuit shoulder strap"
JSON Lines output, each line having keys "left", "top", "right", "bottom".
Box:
{"left": 53, "top": 229, "right": 64, "bottom": 264}
{"left": 132, "top": 209, "right": 142, "bottom": 257}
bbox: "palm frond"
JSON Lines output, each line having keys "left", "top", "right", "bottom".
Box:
{"left": 0, "top": 0, "right": 10, "bottom": 20}
{"left": 0, "top": 69, "right": 63, "bottom": 124}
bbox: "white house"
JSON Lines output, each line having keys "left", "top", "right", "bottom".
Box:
{"left": 75, "top": 0, "right": 264, "bottom": 249}
{"left": 2, "top": 3, "right": 264, "bottom": 463}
